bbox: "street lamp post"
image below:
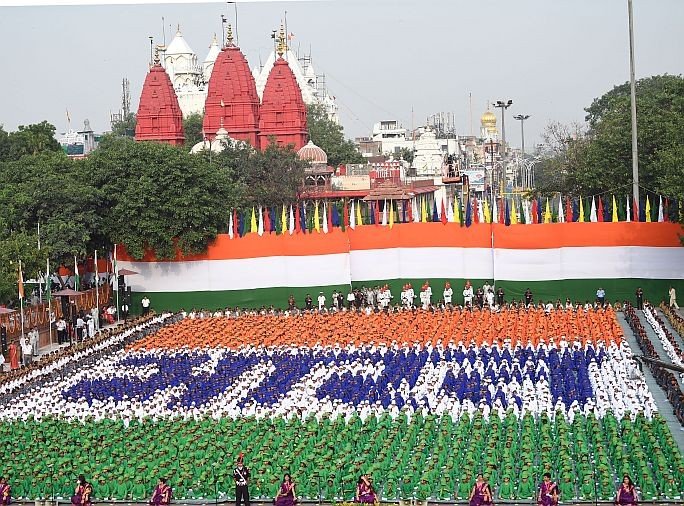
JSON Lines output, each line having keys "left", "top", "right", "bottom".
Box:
{"left": 513, "top": 114, "right": 530, "bottom": 159}
{"left": 494, "top": 100, "right": 513, "bottom": 198}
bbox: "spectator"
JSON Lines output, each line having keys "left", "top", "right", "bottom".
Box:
{"left": 596, "top": 287, "right": 606, "bottom": 306}
{"left": 141, "top": 296, "right": 151, "bottom": 316}
{"left": 304, "top": 294, "right": 313, "bottom": 310}
{"left": 635, "top": 287, "right": 644, "bottom": 310}
{"left": 76, "top": 314, "right": 86, "bottom": 341}
{"left": 29, "top": 327, "right": 39, "bottom": 356}
{"left": 524, "top": 288, "right": 533, "bottom": 307}
{"left": 669, "top": 286, "right": 679, "bottom": 310}
{"left": 20, "top": 335, "right": 32, "bottom": 366}
{"left": 317, "top": 292, "right": 326, "bottom": 310}
{"left": 56, "top": 318, "right": 67, "bottom": 345}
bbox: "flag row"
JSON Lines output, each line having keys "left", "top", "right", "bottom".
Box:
{"left": 226, "top": 194, "right": 679, "bottom": 237}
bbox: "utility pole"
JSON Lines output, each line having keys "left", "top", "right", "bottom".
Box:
{"left": 628, "top": 0, "right": 640, "bottom": 209}
{"left": 514, "top": 114, "right": 530, "bottom": 190}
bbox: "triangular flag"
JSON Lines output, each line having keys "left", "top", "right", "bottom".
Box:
{"left": 289, "top": 205, "right": 295, "bottom": 234}
{"left": 519, "top": 200, "right": 527, "bottom": 225}
{"left": 323, "top": 202, "right": 329, "bottom": 233}
{"left": 531, "top": 199, "right": 539, "bottom": 224}
{"left": 374, "top": 201, "right": 380, "bottom": 225}
{"left": 228, "top": 210, "right": 234, "bottom": 239}
{"left": 343, "top": 200, "right": 350, "bottom": 228}
{"left": 558, "top": 196, "right": 565, "bottom": 223}
{"left": 331, "top": 202, "right": 340, "bottom": 227}
{"left": 645, "top": 195, "right": 652, "bottom": 222}
{"left": 612, "top": 195, "right": 619, "bottom": 222}
{"left": 483, "top": 199, "right": 491, "bottom": 224}
{"left": 18, "top": 260, "right": 24, "bottom": 299}
{"left": 356, "top": 199, "right": 363, "bottom": 226}
{"left": 440, "top": 199, "right": 447, "bottom": 225}
{"left": 510, "top": 199, "right": 518, "bottom": 225}
{"left": 465, "top": 197, "right": 472, "bottom": 227}
{"left": 626, "top": 196, "right": 631, "bottom": 223}
{"left": 389, "top": 201, "right": 395, "bottom": 229}
{"left": 257, "top": 206, "right": 264, "bottom": 236}
{"left": 382, "top": 200, "right": 388, "bottom": 226}
{"left": 454, "top": 196, "right": 462, "bottom": 225}
{"left": 74, "top": 256, "right": 80, "bottom": 291}
{"left": 250, "top": 207, "right": 258, "bottom": 233}
{"left": 350, "top": 200, "right": 356, "bottom": 230}
{"left": 281, "top": 205, "right": 287, "bottom": 234}
{"left": 499, "top": 198, "right": 505, "bottom": 224}
{"left": 369, "top": 201, "right": 376, "bottom": 225}
{"left": 663, "top": 198, "right": 669, "bottom": 222}
{"left": 544, "top": 198, "right": 552, "bottom": 224}
{"left": 314, "top": 201, "right": 321, "bottom": 232}
{"left": 597, "top": 197, "right": 604, "bottom": 222}
{"left": 447, "top": 197, "right": 455, "bottom": 222}
{"left": 504, "top": 199, "right": 511, "bottom": 226}
{"left": 421, "top": 197, "right": 427, "bottom": 223}
{"left": 633, "top": 197, "right": 639, "bottom": 222}
{"left": 589, "top": 197, "right": 597, "bottom": 222}
{"left": 492, "top": 197, "right": 498, "bottom": 224}
{"left": 432, "top": 199, "right": 439, "bottom": 222}
{"left": 579, "top": 198, "right": 585, "bottom": 223}
{"left": 658, "top": 196, "right": 664, "bottom": 222}
{"left": 265, "top": 207, "right": 272, "bottom": 233}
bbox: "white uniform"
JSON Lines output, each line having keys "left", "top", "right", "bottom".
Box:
{"left": 443, "top": 287, "right": 453, "bottom": 304}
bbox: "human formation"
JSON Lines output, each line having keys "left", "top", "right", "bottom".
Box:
{"left": 0, "top": 305, "right": 682, "bottom": 503}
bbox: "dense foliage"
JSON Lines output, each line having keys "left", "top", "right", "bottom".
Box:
{"left": 307, "top": 103, "right": 364, "bottom": 166}
{"left": 533, "top": 75, "right": 684, "bottom": 210}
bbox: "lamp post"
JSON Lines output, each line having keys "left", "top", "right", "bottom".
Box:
{"left": 493, "top": 100, "right": 513, "bottom": 198}
{"left": 627, "top": 0, "right": 639, "bottom": 210}
{"left": 513, "top": 114, "right": 530, "bottom": 159}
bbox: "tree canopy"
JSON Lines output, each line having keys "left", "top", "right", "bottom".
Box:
{"left": 307, "top": 103, "right": 364, "bottom": 167}
{"left": 533, "top": 74, "right": 684, "bottom": 207}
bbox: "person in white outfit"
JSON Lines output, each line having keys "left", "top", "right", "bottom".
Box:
{"left": 669, "top": 286, "right": 679, "bottom": 309}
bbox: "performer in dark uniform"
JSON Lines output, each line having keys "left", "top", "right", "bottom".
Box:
{"left": 234, "top": 453, "right": 250, "bottom": 506}
{"left": 635, "top": 288, "right": 644, "bottom": 310}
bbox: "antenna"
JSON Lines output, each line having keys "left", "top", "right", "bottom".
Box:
{"left": 122, "top": 78, "right": 131, "bottom": 117}
{"left": 162, "top": 16, "right": 166, "bottom": 46}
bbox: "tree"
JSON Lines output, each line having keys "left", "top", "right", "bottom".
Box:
{"left": 6, "top": 121, "right": 61, "bottom": 160}
{"left": 0, "top": 126, "right": 10, "bottom": 161}
{"left": 0, "top": 231, "right": 47, "bottom": 307}
{"left": 397, "top": 147, "right": 415, "bottom": 164}
{"left": 533, "top": 75, "right": 684, "bottom": 212}
{"left": 183, "top": 113, "right": 204, "bottom": 149}
{"left": 111, "top": 113, "right": 137, "bottom": 137}
{"left": 86, "top": 136, "right": 238, "bottom": 260}
{"left": 307, "top": 103, "right": 364, "bottom": 167}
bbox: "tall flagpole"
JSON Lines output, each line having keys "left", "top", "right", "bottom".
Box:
{"left": 47, "top": 257, "right": 53, "bottom": 347}
{"left": 114, "top": 244, "right": 120, "bottom": 323}
{"left": 95, "top": 249, "right": 100, "bottom": 331}
{"left": 19, "top": 260, "right": 25, "bottom": 340}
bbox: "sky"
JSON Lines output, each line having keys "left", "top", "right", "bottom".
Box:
{"left": 0, "top": 0, "right": 683, "bottom": 147}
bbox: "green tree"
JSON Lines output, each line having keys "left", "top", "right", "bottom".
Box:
{"left": 307, "top": 103, "right": 363, "bottom": 166}
{"left": 0, "top": 231, "right": 47, "bottom": 306}
{"left": 183, "top": 113, "right": 204, "bottom": 149}
{"left": 533, "top": 75, "right": 684, "bottom": 212}
{"left": 111, "top": 113, "right": 137, "bottom": 137}
{"left": 86, "top": 136, "right": 237, "bottom": 260}
{"left": 0, "top": 126, "right": 10, "bottom": 161}
{"left": 7, "top": 121, "right": 61, "bottom": 160}
{"left": 397, "top": 146, "right": 415, "bottom": 164}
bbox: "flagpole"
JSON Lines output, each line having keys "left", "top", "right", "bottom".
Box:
{"left": 115, "top": 244, "right": 120, "bottom": 323}
{"left": 47, "top": 257, "right": 53, "bottom": 347}
{"left": 95, "top": 249, "right": 100, "bottom": 332}
{"left": 19, "top": 260, "right": 25, "bottom": 340}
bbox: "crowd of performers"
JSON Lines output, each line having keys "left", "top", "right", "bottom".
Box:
{"left": 0, "top": 463, "right": 641, "bottom": 506}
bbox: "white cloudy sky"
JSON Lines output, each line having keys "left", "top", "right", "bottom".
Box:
{"left": 0, "top": 0, "right": 682, "bottom": 146}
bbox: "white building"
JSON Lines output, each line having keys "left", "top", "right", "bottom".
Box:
{"left": 412, "top": 129, "right": 445, "bottom": 177}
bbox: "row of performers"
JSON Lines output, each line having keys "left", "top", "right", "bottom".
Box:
{"left": 0, "top": 472, "right": 639, "bottom": 506}
{"left": 469, "top": 473, "right": 638, "bottom": 506}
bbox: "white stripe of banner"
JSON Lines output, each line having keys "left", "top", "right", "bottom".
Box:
{"left": 120, "top": 246, "right": 684, "bottom": 293}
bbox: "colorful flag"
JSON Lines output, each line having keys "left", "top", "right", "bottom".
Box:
{"left": 18, "top": 260, "right": 24, "bottom": 299}
{"left": 228, "top": 210, "right": 234, "bottom": 239}
{"left": 370, "top": 201, "right": 376, "bottom": 225}
{"left": 281, "top": 205, "right": 287, "bottom": 234}
{"left": 447, "top": 198, "right": 455, "bottom": 223}
{"left": 322, "top": 203, "right": 329, "bottom": 233}
{"left": 612, "top": 196, "right": 619, "bottom": 222}
{"left": 389, "top": 201, "right": 395, "bottom": 229}
{"left": 314, "top": 201, "right": 321, "bottom": 232}
{"left": 657, "top": 196, "right": 664, "bottom": 222}
{"left": 257, "top": 206, "right": 264, "bottom": 236}
{"left": 645, "top": 196, "right": 651, "bottom": 222}
{"left": 440, "top": 199, "right": 447, "bottom": 225}
{"left": 74, "top": 256, "right": 80, "bottom": 291}
{"left": 421, "top": 197, "right": 427, "bottom": 223}
{"left": 331, "top": 202, "right": 340, "bottom": 228}
{"left": 350, "top": 200, "right": 356, "bottom": 230}
{"left": 510, "top": 199, "right": 518, "bottom": 225}
{"left": 492, "top": 197, "right": 498, "bottom": 224}
{"left": 374, "top": 201, "right": 380, "bottom": 226}
{"left": 499, "top": 198, "right": 505, "bottom": 224}
{"left": 289, "top": 205, "right": 295, "bottom": 234}
{"left": 454, "top": 196, "right": 462, "bottom": 225}
{"left": 356, "top": 200, "right": 363, "bottom": 226}
{"left": 504, "top": 199, "right": 511, "bottom": 226}
{"left": 483, "top": 199, "right": 491, "bottom": 224}
{"left": 465, "top": 197, "right": 472, "bottom": 227}
{"left": 579, "top": 198, "right": 585, "bottom": 223}
{"left": 597, "top": 197, "right": 604, "bottom": 222}
{"left": 589, "top": 197, "right": 597, "bottom": 222}
{"left": 432, "top": 199, "right": 439, "bottom": 222}
{"left": 343, "top": 200, "right": 350, "bottom": 229}
{"left": 558, "top": 196, "right": 565, "bottom": 223}
{"left": 251, "top": 207, "right": 258, "bottom": 233}
{"left": 544, "top": 198, "right": 552, "bottom": 224}
{"left": 565, "top": 197, "right": 573, "bottom": 223}
{"left": 382, "top": 200, "right": 388, "bottom": 226}
{"left": 633, "top": 197, "right": 639, "bottom": 222}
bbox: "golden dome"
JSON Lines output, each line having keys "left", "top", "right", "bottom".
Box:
{"left": 481, "top": 110, "right": 497, "bottom": 128}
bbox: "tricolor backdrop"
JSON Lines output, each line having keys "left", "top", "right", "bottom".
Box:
{"left": 118, "top": 222, "right": 684, "bottom": 310}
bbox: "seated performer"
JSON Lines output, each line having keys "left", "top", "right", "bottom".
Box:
{"left": 275, "top": 474, "right": 296, "bottom": 506}
{"left": 0, "top": 476, "right": 11, "bottom": 506}
{"left": 150, "top": 478, "right": 172, "bottom": 506}
{"left": 615, "top": 475, "right": 638, "bottom": 506}
{"left": 537, "top": 473, "right": 559, "bottom": 506}
{"left": 71, "top": 475, "right": 93, "bottom": 506}
{"left": 469, "top": 474, "right": 493, "bottom": 506}
{"left": 355, "top": 474, "right": 377, "bottom": 504}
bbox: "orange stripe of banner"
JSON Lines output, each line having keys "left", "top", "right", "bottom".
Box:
{"left": 118, "top": 222, "right": 683, "bottom": 262}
